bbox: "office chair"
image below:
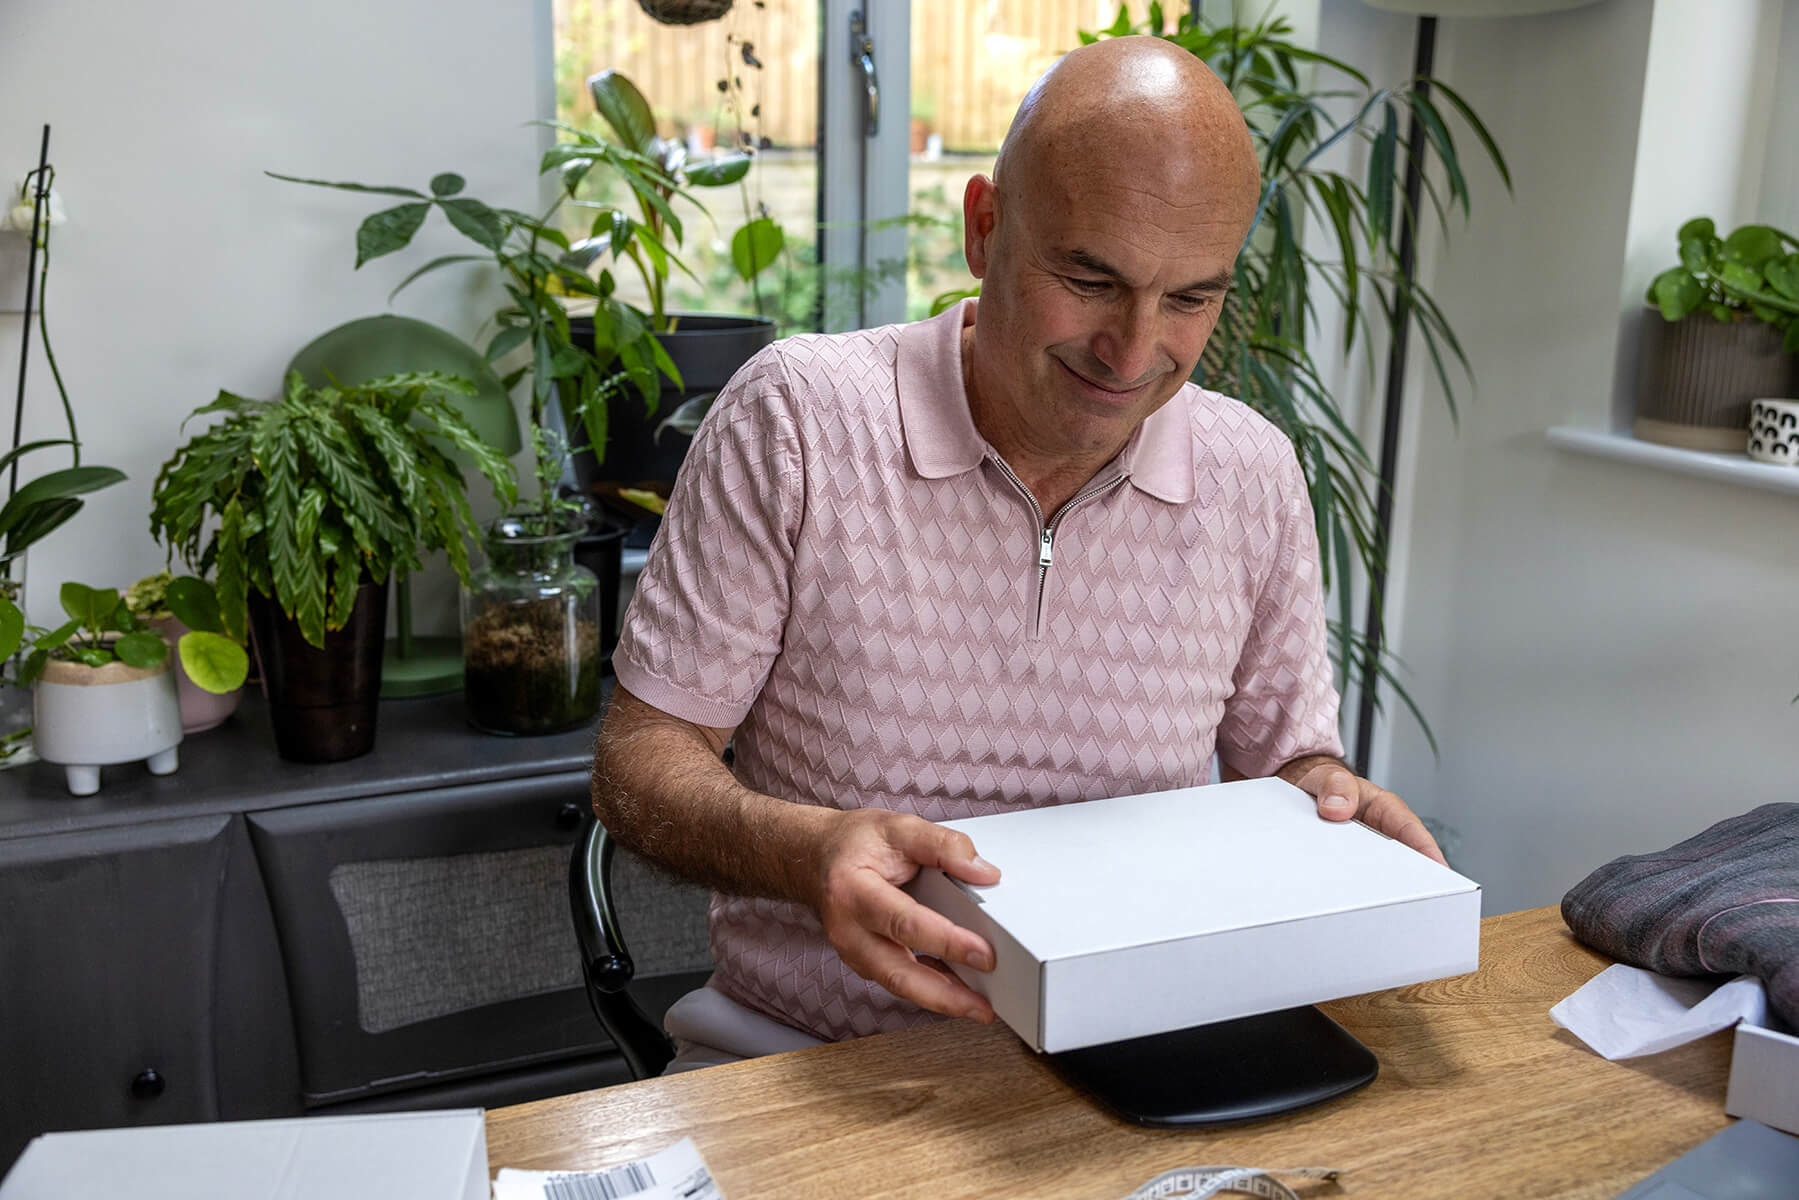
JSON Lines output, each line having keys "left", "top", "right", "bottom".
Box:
{"left": 568, "top": 819, "right": 679, "bottom": 1080}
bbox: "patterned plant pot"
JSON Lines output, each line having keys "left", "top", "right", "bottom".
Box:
{"left": 1747, "top": 398, "right": 1799, "bottom": 465}
{"left": 1635, "top": 310, "right": 1798, "bottom": 451}
{"left": 33, "top": 657, "right": 182, "bottom": 796}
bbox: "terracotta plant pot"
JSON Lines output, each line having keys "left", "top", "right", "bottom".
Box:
{"left": 149, "top": 614, "right": 244, "bottom": 734}
{"left": 33, "top": 657, "right": 182, "bottom": 796}
{"left": 1635, "top": 310, "right": 1799, "bottom": 451}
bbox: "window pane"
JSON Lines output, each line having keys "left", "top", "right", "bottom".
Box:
{"left": 904, "top": 2, "right": 1117, "bottom": 320}
{"left": 553, "top": 0, "right": 821, "bottom": 332}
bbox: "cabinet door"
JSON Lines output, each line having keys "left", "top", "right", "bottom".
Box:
{"left": 248, "top": 772, "right": 708, "bottom": 1107}
{"left": 0, "top": 814, "right": 300, "bottom": 1170}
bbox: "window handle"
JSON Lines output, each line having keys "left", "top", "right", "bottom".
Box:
{"left": 851, "top": 10, "right": 879, "bottom": 137}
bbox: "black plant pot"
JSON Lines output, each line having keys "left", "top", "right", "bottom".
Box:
{"left": 566, "top": 313, "right": 777, "bottom": 494}
{"left": 247, "top": 580, "right": 389, "bottom": 763}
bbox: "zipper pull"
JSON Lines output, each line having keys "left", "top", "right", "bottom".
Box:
{"left": 1038, "top": 527, "right": 1054, "bottom": 568}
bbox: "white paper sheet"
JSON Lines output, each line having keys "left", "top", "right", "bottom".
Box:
{"left": 492, "top": 1137, "right": 722, "bottom": 1200}
{"left": 1550, "top": 963, "right": 1769, "bottom": 1060}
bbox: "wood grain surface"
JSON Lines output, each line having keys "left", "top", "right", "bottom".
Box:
{"left": 487, "top": 907, "right": 1734, "bottom": 1198}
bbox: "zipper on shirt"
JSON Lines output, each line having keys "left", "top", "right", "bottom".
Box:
{"left": 989, "top": 456, "right": 1127, "bottom": 638}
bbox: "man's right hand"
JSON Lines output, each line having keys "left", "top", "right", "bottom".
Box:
{"left": 809, "top": 808, "right": 1002, "bottom": 1023}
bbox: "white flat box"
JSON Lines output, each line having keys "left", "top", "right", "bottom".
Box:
{"left": 0, "top": 1109, "right": 487, "bottom": 1200}
{"left": 1726, "top": 1019, "right": 1799, "bottom": 1136}
{"left": 907, "top": 777, "right": 1482, "bottom": 1052}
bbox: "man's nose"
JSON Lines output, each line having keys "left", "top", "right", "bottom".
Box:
{"left": 1090, "top": 300, "right": 1163, "bottom": 386}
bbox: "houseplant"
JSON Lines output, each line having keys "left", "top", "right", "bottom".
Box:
{"left": 126, "top": 570, "right": 251, "bottom": 733}
{"left": 149, "top": 370, "right": 516, "bottom": 762}
{"left": 1637, "top": 218, "right": 1799, "bottom": 449}
{"left": 0, "top": 579, "right": 244, "bottom": 794}
{"left": 1045, "top": 4, "right": 1512, "bottom": 750}
{"left": 3, "top": 146, "right": 129, "bottom": 766}
{"left": 271, "top": 67, "right": 780, "bottom": 503}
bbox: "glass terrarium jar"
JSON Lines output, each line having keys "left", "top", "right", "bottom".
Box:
{"left": 461, "top": 517, "right": 603, "bottom": 736}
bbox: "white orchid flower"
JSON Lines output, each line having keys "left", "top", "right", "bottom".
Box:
{"left": 5, "top": 175, "right": 65, "bottom": 242}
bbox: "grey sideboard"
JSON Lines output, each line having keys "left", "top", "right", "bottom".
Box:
{"left": 0, "top": 688, "right": 711, "bottom": 1172}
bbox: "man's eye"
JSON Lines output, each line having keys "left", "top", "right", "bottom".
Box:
{"left": 1171, "top": 294, "right": 1211, "bottom": 312}
{"left": 1065, "top": 276, "right": 1109, "bottom": 294}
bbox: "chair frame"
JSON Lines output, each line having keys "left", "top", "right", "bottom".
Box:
{"left": 568, "top": 819, "right": 677, "bottom": 1080}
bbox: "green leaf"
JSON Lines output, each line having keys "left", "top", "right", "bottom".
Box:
{"left": 1408, "top": 91, "right": 1467, "bottom": 218}
{"left": 1650, "top": 268, "right": 1703, "bottom": 322}
{"left": 0, "top": 466, "right": 126, "bottom": 538}
{"left": 1765, "top": 256, "right": 1799, "bottom": 301}
{"left": 439, "top": 196, "right": 506, "bottom": 250}
{"left": 62, "top": 583, "right": 124, "bottom": 640}
{"left": 486, "top": 325, "right": 530, "bottom": 362}
{"left": 0, "top": 438, "right": 74, "bottom": 481}
{"left": 1, "top": 497, "right": 82, "bottom": 560}
{"left": 265, "top": 172, "right": 427, "bottom": 198}
{"left": 429, "top": 172, "right": 466, "bottom": 197}
{"left": 0, "top": 595, "right": 22, "bottom": 662}
{"left": 388, "top": 253, "right": 486, "bottom": 302}
{"left": 178, "top": 631, "right": 249, "bottom": 693}
{"left": 1426, "top": 79, "right": 1511, "bottom": 193}
{"left": 355, "top": 202, "right": 432, "bottom": 267}
{"left": 1723, "top": 224, "right": 1784, "bottom": 268}
{"left": 731, "top": 217, "right": 784, "bottom": 281}
{"left": 1367, "top": 103, "right": 1398, "bottom": 253}
{"left": 684, "top": 152, "right": 753, "bottom": 187}
{"left": 218, "top": 496, "right": 248, "bottom": 642}
{"left": 165, "top": 575, "right": 224, "bottom": 634}
{"left": 115, "top": 631, "right": 168, "bottom": 669}
{"left": 1677, "top": 216, "right": 1716, "bottom": 244}
{"left": 588, "top": 69, "right": 658, "bottom": 155}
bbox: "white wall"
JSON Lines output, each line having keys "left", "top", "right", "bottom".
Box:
{"left": 0, "top": 0, "right": 552, "bottom": 632}
{"left": 1350, "top": 0, "right": 1799, "bottom": 914}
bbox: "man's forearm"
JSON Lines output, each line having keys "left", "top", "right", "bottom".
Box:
{"left": 590, "top": 688, "right": 831, "bottom": 906}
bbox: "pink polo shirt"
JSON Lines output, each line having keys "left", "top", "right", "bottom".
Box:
{"left": 613, "top": 300, "right": 1343, "bottom": 1042}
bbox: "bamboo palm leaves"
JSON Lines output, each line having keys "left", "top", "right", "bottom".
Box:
{"left": 150, "top": 372, "right": 516, "bottom": 649}
{"left": 1093, "top": 4, "right": 1509, "bottom": 745}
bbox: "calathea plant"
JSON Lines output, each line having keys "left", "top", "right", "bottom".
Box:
{"left": 149, "top": 371, "right": 517, "bottom": 648}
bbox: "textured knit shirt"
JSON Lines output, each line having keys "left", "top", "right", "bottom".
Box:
{"left": 613, "top": 300, "right": 1345, "bottom": 1042}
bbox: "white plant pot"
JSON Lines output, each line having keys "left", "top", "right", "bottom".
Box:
{"left": 33, "top": 657, "right": 183, "bottom": 796}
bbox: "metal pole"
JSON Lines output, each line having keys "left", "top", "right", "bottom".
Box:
{"left": 1352, "top": 16, "right": 1436, "bottom": 776}
{"left": 9, "top": 124, "right": 51, "bottom": 502}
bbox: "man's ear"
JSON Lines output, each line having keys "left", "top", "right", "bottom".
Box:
{"left": 963, "top": 174, "right": 998, "bottom": 280}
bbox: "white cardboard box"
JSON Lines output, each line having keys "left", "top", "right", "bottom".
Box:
{"left": 1726, "top": 1019, "right": 1799, "bottom": 1136}
{"left": 0, "top": 1109, "right": 488, "bottom": 1200}
{"left": 907, "top": 777, "right": 1482, "bottom": 1052}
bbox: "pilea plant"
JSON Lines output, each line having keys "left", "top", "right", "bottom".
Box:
{"left": 1648, "top": 218, "right": 1799, "bottom": 352}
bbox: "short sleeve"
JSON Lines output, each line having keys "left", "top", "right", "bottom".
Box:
{"left": 611, "top": 347, "right": 804, "bottom": 730}
{"left": 1213, "top": 448, "right": 1345, "bottom": 778}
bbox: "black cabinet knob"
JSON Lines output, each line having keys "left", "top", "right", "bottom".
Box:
{"left": 131, "top": 1068, "right": 166, "bottom": 1099}
{"left": 556, "top": 801, "right": 584, "bottom": 830}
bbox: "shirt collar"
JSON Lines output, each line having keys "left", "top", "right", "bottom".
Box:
{"left": 896, "top": 297, "right": 1195, "bottom": 504}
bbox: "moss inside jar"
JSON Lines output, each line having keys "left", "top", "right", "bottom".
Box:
{"left": 461, "top": 516, "right": 602, "bottom": 736}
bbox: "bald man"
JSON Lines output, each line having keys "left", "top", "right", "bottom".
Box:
{"left": 593, "top": 36, "right": 1444, "bottom": 1069}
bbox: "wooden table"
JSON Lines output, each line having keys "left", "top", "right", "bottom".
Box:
{"left": 487, "top": 907, "right": 1734, "bottom": 1198}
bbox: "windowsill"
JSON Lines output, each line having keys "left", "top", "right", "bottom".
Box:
{"left": 1546, "top": 426, "right": 1799, "bottom": 497}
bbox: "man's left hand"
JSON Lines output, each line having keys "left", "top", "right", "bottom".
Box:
{"left": 1280, "top": 756, "right": 1446, "bottom": 865}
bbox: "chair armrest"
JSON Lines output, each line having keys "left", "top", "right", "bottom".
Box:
{"left": 570, "top": 819, "right": 635, "bottom": 992}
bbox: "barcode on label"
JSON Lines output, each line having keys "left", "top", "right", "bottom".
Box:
{"left": 543, "top": 1161, "right": 658, "bottom": 1200}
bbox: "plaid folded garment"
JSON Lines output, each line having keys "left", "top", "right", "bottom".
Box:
{"left": 1561, "top": 802, "right": 1799, "bottom": 1030}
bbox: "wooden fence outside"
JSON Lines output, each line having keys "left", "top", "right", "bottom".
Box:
{"left": 553, "top": 0, "right": 1118, "bottom": 153}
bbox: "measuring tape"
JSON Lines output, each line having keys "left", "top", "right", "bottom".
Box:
{"left": 1119, "top": 1164, "right": 1344, "bottom": 1200}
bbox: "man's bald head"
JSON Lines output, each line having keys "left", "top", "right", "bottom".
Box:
{"left": 993, "top": 35, "right": 1261, "bottom": 227}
